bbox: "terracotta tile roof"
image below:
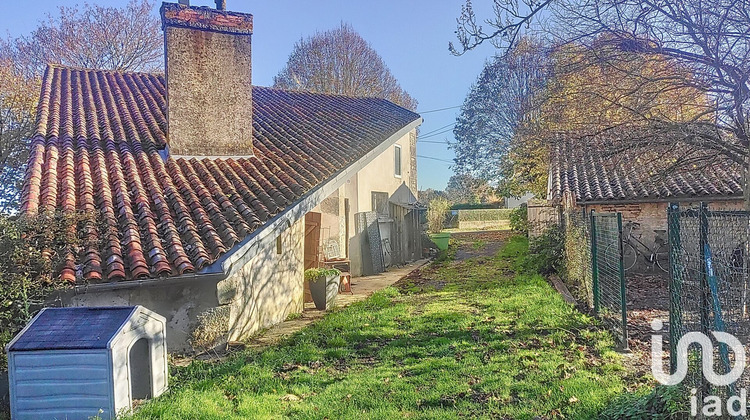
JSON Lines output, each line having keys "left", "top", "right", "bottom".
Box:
{"left": 21, "top": 65, "right": 420, "bottom": 283}
{"left": 549, "top": 139, "right": 743, "bottom": 203}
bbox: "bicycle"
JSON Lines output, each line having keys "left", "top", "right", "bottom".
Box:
{"left": 604, "top": 221, "right": 669, "bottom": 273}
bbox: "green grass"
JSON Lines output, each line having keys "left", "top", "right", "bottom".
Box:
{"left": 130, "top": 236, "right": 627, "bottom": 419}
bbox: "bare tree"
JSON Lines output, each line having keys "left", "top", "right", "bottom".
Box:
{"left": 0, "top": 60, "right": 39, "bottom": 213}
{"left": 274, "top": 23, "right": 417, "bottom": 110}
{"left": 2, "top": 0, "right": 162, "bottom": 78}
{"left": 451, "top": 0, "right": 750, "bottom": 202}
{"left": 0, "top": 0, "right": 162, "bottom": 213}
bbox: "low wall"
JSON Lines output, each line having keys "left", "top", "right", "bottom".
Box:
{"left": 65, "top": 279, "right": 222, "bottom": 354}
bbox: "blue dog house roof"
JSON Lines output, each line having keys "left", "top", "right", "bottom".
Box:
{"left": 8, "top": 306, "right": 138, "bottom": 351}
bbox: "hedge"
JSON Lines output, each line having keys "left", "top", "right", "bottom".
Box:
{"left": 457, "top": 209, "right": 513, "bottom": 222}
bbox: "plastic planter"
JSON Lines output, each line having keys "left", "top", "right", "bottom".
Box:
{"left": 429, "top": 232, "right": 451, "bottom": 251}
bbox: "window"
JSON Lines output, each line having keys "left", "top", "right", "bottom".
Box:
{"left": 394, "top": 145, "right": 402, "bottom": 177}
{"left": 276, "top": 235, "right": 282, "bottom": 254}
{"left": 371, "top": 191, "right": 389, "bottom": 216}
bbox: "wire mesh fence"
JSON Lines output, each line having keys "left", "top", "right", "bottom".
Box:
{"left": 590, "top": 212, "right": 628, "bottom": 350}
{"left": 669, "top": 202, "right": 750, "bottom": 395}
{"left": 562, "top": 209, "right": 594, "bottom": 307}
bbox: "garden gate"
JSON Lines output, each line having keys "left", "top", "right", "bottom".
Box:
{"left": 590, "top": 211, "right": 629, "bottom": 350}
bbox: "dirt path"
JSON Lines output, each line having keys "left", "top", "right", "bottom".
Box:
{"left": 450, "top": 230, "right": 514, "bottom": 261}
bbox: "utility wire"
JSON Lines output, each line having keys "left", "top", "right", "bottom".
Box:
{"left": 419, "top": 127, "right": 455, "bottom": 140}
{"left": 418, "top": 139, "right": 453, "bottom": 145}
{"left": 416, "top": 154, "right": 454, "bottom": 164}
{"left": 419, "top": 122, "right": 456, "bottom": 137}
{"left": 417, "top": 105, "right": 462, "bottom": 114}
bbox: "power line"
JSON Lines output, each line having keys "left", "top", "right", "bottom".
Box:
{"left": 416, "top": 154, "right": 454, "bottom": 164}
{"left": 418, "top": 139, "right": 453, "bottom": 145}
{"left": 417, "top": 105, "right": 462, "bottom": 114}
{"left": 419, "top": 127, "right": 456, "bottom": 140}
{"left": 419, "top": 122, "right": 455, "bottom": 137}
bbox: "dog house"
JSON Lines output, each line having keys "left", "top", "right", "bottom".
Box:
{"left": 6, "top": 306, "right": 168, "bottom": 419}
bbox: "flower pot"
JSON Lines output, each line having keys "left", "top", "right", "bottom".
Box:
{"left": 429, "top": 232, "right": 451, "bottom": 251}
{"left": 309, "top": 274, "right": 340, "bottom": 310}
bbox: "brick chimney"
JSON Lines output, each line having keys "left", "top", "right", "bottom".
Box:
{"left": 160, "top": 2, "right": 253, "bottom": 157}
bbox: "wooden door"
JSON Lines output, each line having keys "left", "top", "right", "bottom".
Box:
{"left": 304, "top": 212, "right": 321, "bottom": 269}
{"left": 304, "top": 212, "right": 322, "bottom": 303}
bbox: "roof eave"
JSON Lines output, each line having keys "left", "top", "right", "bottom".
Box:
{"left": 576, "top": 194, "right": 744, "bottom": 206}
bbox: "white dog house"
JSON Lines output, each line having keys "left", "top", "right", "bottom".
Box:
{"left": 6, "top": 306, "right": 168, "bottom": 419}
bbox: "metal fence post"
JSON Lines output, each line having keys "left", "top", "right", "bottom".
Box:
{"left": 699, "top": 202, "right": 710, "bottom": 337}
{"left": 698, "top": 202, "right": 710, "bottom": 396}
{"left": 667, "top": 202, "right": 681, "bottom": 373}
{"left": 617, "top": 212, "right": 629, "bottom": 351}
{"left": 590, "top": 210, "right": 599, "bottom": 314}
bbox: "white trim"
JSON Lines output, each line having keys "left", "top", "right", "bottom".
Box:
{"left": 209, "top": 117, "right": 423, "bottom": 274}
{"left": 170, "top": 155, "right": 256, "bottom": 160}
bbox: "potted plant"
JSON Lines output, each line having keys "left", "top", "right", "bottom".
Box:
{"left": 427, "top": 198, "right": 452, "bottom": 250}
{"left": 304, "top": 268, "right": 341, "bottom": 310}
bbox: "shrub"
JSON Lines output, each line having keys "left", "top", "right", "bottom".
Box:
{"left": 190, "top": 306, "right": 231, "bottom": 352}
{"left": 599, "top": 385, "right": 688, "bottom": 419}
{"left": 525, "top": 225, "right": 564, "bottom": 275}
{"left": 456, "top": 209, "right": 513, "bottom": 222}
{"left": 304, "top": 268, "right": 341, "bottom": 283}
{"left": 450, "top": 202, "right": 502, "bottom": 210}
{"left": 509, "top": 204, "right": 529, "bottom": 234}
{"left": 427, "top": 198, "right": 451, "bottom": 233}
{"left": 0, "top": 212, "right": 87, "bottom": 369}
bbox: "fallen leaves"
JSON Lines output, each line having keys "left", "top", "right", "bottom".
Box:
{"left": 281, "top": 394, "right": 301, "bottom": 402}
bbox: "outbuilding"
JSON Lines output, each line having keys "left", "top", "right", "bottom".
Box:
{"left": 6, "top": 306, "right": 168, "bottom": 420}
{"left": 547, "top": 138, "right": 744, "bottom": 271}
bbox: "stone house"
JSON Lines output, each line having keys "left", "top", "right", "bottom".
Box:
{"left": 21, "top": 2, "right": 422, "bottom": 352}
{"left": 547, "top": 141, "right": 744, "bottom": 251}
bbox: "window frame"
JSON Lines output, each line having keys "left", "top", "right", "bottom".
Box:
{"left": 371, "top": 191, "right": 389, "bottom": 217}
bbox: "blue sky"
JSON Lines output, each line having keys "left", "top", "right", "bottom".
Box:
{"left": 0, "top": 0, "right": 498, "bottom": 190}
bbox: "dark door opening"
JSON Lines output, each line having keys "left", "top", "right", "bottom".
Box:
{"left": 129, "top": 338, "right": 152, "bottom": 400}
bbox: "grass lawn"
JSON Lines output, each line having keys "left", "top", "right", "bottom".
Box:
{"left": 131, "top": 236, "right": 627, "bottom": 419}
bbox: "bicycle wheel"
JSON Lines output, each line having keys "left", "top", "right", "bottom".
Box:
{"left": 655, "top": 243, "right": 670, "bottom": 273}
{"left": 603, "top": 242, "right": 638, "bottom": 271}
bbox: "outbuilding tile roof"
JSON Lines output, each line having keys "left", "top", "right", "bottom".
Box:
{"left": 22, "top": 65, "right": 420, "bottom": 283}
{"left": 549, "top": 139, "right": 743, "bottom": 203}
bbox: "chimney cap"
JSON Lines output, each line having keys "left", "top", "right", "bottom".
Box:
{"left": 215, "top": 0, "right": 226, "bottom": 10}
{"left": 161, "top": 2, "right": 253, "bottom": 35}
